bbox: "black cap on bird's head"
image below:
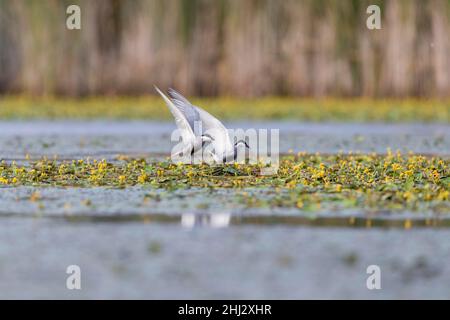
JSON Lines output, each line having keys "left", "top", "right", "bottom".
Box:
{"left": 201, "top": 133, "right": 215, "bottom": 142}
{"left": 234, "top": 140, "right": 250, "bottom": 149}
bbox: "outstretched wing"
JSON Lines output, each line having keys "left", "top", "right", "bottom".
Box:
{"left": 154, "top": 86, "right": 195, "bottom": 145}
{"left": 168, "top": 88, "right": 200, "bottom": 134}
{"left": 167, "top": 88, "right": 233, "bottom": 157}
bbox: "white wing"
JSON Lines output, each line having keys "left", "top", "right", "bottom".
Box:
{"left": 167, "top": 88, "right": 233, "bottom": 157}
{"left": 194, "top": 106, "right": 233, "bottom": 157}
{"left": 154, "top": 86, "right": 195, "bottom": 146}
{"left": 168, "top": 88, "right": 201, "bottom": 135}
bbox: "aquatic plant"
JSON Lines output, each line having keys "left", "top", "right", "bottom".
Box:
{"left": 0, "top": 152, "right": 448, "bottom": 213}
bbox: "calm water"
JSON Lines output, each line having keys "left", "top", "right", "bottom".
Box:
{"left": 0, "top": 121, "right": 448, "bottom": 160}
{"left": 0, "top": 121, "right": 449, "bottom": 298}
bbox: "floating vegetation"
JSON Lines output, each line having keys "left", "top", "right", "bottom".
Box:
{"left": 0, "top": 152, "right": 448, "bottom": 213}
{"left": 0, "top": 96, "right": 449, "bottom": 122}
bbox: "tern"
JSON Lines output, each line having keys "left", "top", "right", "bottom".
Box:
{"left": 155, "top": 86, "right": 249, "bottom": 163}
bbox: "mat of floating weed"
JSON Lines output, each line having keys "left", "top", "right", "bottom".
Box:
{"left": 0, "top": 152, "right": 448, "bottom": 225}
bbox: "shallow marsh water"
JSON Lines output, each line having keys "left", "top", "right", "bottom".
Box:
{"left": 0, "top": 121, "right": 449, "bottom": 298}
{"left": 0, "top": 121, "right": 448, "bottom": 160}
{"left": 2, "top": 217, "right": 450, "bottom": 299}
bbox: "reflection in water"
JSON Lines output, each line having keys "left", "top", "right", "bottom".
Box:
{"left": 181, "top": 213, "right": 231, "bottom": 228}
{"left": 62, "top": 213, "right": 449, "bottom": 229}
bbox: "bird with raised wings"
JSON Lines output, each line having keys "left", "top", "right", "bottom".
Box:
{"left": 154, "top": 86, "right": 249, "bottom": 163}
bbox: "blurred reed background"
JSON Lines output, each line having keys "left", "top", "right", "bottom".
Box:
{"left": 0, "top": 0, "right": 449, "bottom": 97}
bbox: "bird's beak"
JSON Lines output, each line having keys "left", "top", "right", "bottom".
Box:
{"left": 202, "top": 134, "right": 215, "bottom": 141}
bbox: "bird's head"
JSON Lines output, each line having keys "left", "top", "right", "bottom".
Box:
{"left": 201, "top": 134, "right": 214, "bottom": 143}
{"left": 234, "top": 140, "right": 250, "bottom": 149}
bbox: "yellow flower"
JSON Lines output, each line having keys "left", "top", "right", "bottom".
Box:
{"left": 403, "top": 191, "right": 414, "bottom": 201}
{"left": 401, "top": 169, "right": 414, "bottom": 178}
{"left": 437, "top": 190, "right": 449, "bottom": 201}
{"left": 118, "top": 175, "right": 126, "bottom": 184}
{"left": 89, "top": 175, "right": 99, "bottom": 183}
{"left": 97, "top": 161, "right": 107, "bottom": 172}
{"left": 186, "top": 171, "right": 194, "bottom": 178}
{"left": 58, "top": 165, "right": 66, "bottom": 175}
{"left": 286, "top": 180, "right": 297, "bottom": 189}
{"left": 431, "top": 170, "right": 440, "bottom": 180}
{"left": 137, "top": 173, "right": 148, "bottom": 184}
